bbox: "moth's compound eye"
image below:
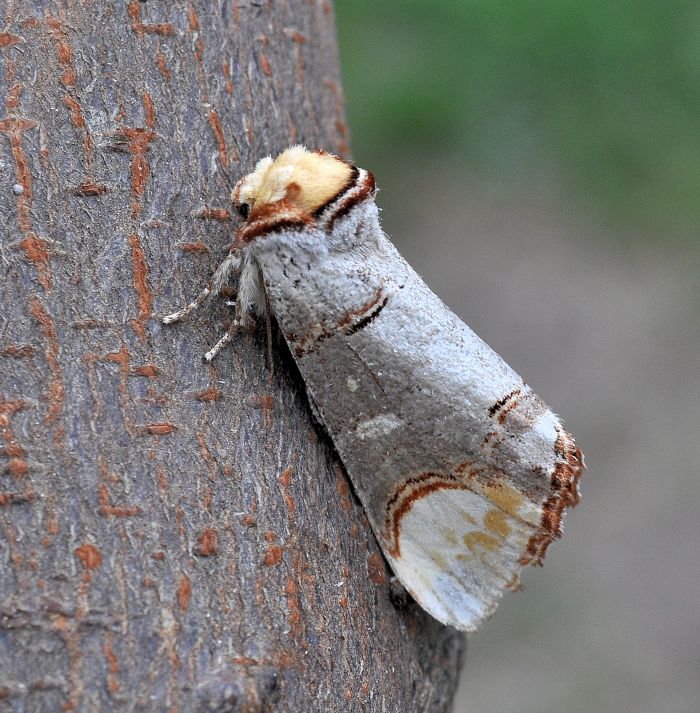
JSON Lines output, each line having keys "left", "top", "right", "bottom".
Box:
{"left": 238, "top": 202, "right": 250, "bottom": 220}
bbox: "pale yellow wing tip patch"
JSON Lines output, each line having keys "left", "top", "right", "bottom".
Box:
{"left": 387, "top": 484, "right": 536, "bottom": 631}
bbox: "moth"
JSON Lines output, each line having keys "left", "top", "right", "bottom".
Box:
{"left": 163, "top": 146, "right": 583, "bottom": 632}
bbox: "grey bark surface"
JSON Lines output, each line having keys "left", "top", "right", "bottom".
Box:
{"left": 0, "top": 2, "right": 464, "bottom": 711}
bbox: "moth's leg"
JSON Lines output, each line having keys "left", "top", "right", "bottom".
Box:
{"left": 162, "top": 251, "right": 242, "bottom": 325}
{"left": 204, "top": 319, "right": 241, "bottom": 362}
{"left": 211, "top": 250, "right": 242, "bottom": 297}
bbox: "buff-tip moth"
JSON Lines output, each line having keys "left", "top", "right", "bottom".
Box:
{"left": 163, "top": 146, "right": 584, "bottom": 631}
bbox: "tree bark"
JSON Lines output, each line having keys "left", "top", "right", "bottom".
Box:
{"left": 0, "top": 2, "right": 464, "bottom": 711}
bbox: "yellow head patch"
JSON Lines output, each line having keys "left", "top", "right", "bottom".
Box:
{"left": 234, "top": 146, "right": 353, "bottom": 220}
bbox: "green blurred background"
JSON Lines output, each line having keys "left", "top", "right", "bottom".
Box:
{"left": 335, "top": 3, "right": 700, "bottom": 713}
{"left": 338, "top": 0, "right": 700, "bottom": 247}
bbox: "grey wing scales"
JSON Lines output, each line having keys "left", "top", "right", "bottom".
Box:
{"left": 257, "top": 230, "right": 582, "bottom": 631}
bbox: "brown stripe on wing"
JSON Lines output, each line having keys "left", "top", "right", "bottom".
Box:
{"left": 287, "top": 286, "right": 389, "bottom": 357}
{"left": 384, "top": 459, "right": 555, "bottom": 563}
{"left": 488, "top": 389, "right": 523, "bottom": 424}
{"left": 384, "top": 472, "right": 469, "bottom": 558}
{"left": 319, "top": 168, "right": 377, "bottom": 231}
{"left": 519, "top": 426, "right": 584, "bottom": 566}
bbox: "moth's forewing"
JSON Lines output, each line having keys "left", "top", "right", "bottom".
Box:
{"left": 253, "top": 203, "right": 582, "bottom": 632}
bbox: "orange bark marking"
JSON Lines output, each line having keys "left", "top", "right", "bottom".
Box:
{"left": 336, "top": 474, "right": 352, "bottom": 512}
{"left": 131, "top": 364, "right": 159, "bottom": 377}
{"left": 103, "top": 633, "right": 120, "bottom": 694}
{"left": 156, "top": 43, "right": 171, "bottom": 82}
{"left": 19, "top": 233, "right": 52, "bottom": 291}
{"left": 177, "top": 574, "right": 191, "bottom": 611}
{"left": 105, "top": 343, "right": 130, "bottom": 373}
{"left": 193, "top": 207, "right": 231, "bottom": 221}
{"left": 56, "top": 40, "right": 76, "bottom": 86}
{"left": 367, "top": 552, "right": 386, "bottom": 586}
{"left": 156, "top": 464, "right": 168, "bottom": 494}
{"left": 187, "top": 5, "right": 204, "bottom": 64}
{"left": 188, "top": 6, "right": 204, "bottom": 62}
{"left": 283, "top": 28, "right": 307, "bottom": 44}
{"left": 72, "top": 180, "right": 107, "bottom": 196}
{"left": 263, "top": 545, "right": 282, "bottom": 566}
{"left": 46, "top": 511, "right": 60, "bottom": 535}
{"left": 142, "top": 423, "right": 177, "bottom": 435}
{"left": 61, "top": 67, "right": 77, "bottom": 87}
{"left": 6, "top": 82, "right": 21, "bottom": 109}
{"left": 259, "top": 53, "right": 272, "bottom": 76}
{"left": 75, "top": 543, "right": 102, "bottom": 570}
{"left": 0, "top": 117, "right": 38, "bottom": 169}
{"left": 196, "top": 528, "right": 219, "bottom": 556}
{"left": 116, "top": 127, "right": 157, "bottom": 219}
{"left": 47, "top": 19, "right": 95, "bottom": 171}
{"left": 194, "top": 37, "right": 204, "bottom": 62}
{"left": 98, "top": 481, "right": 110, "bottom": 508}
{"left": 4, "top": 74, "right": 21, "bottom": 101}
{"left": 28, "top": 298, "right": 64, "bottom": 427}
{"left": 56, "top": 41, "right": 72, "bottom": 64}
{"left": 8, "top": 460, "right": 29, "bottom": 478}
{"left": 285, "top": 578, "right": 302, "bottom": 635}
{"left": 144, "top": 23, "right": 174, "bottom": 35}
{"left": 193, "top": 387, "right": 221, "bottom": 401}
{"left": 143, "top": 92, "right": 155, "bottom": 128}
{"left": 0, "top": 33, "right": 20, "bottom": 47}
{"left": 0, "top": 418, "right": 28, "bottom": 478}
{"left": 0, "top": 407, "right": 29, "bottom": 478}
{"left": 208, "top": 110, "right": 229, "bottom": 168}
{"left": 0, "top": 117, "right": 40, "bottom": 251}
{"left": 82, "top": 131, "right": 93, "bottom": 159}
{"left": 196, "top": 432, "right": 217, "bottom": 482}
{"left": 223, "top": 60, "right": 234, "bottom": 95}
{"left": 178, "top": 241, "right": 209, "bottom": 254}
{"left": 128, "top": 233, "right": 153, "bottom": 339}
{"left": 100, "top": 504, "right": 142, "bottom": 517}
{"left": 283, "top": 492, "right": 296, "bottom": 518}
{"left": 278, "top": 467, "right": 293, "bottom": 487}
{"left": 128, "top": 1, "right": 174, "bottom": 36}
{"left": 188, "top": 5, "right": 201, "bottom": 31}
{"left": 1, "top": 344, "right": 36, "bottom": 358}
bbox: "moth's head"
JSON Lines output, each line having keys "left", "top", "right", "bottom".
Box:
{"left": 232, "top": 146, "right": 373, "bottom": 243}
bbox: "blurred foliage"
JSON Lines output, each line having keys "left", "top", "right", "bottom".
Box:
{"left": 335, "top": 1, "right": 700, "bottom": 243}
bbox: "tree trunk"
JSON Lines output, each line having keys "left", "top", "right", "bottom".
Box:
{"left": 0, "top": 2, "right": 464, "bottom": 711}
